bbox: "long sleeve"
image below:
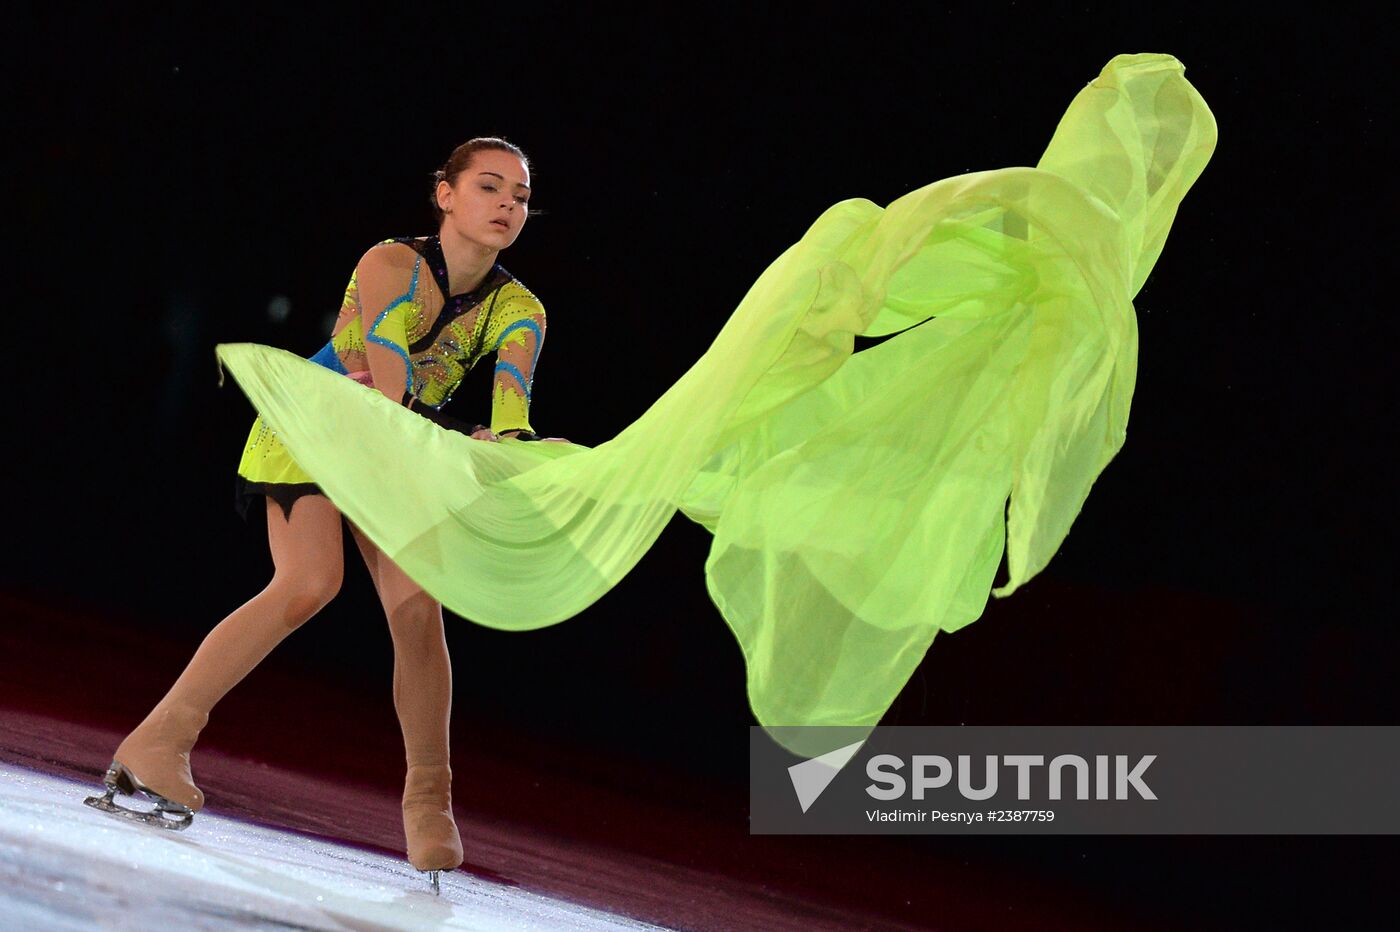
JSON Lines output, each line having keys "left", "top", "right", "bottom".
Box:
{"left": 353, "top": 244, "right": 422, "bottom": 404}
{"left": 484, "top": 291, "right": 546, "bottom": 437}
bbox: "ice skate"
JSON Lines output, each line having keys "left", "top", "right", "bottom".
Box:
{"left": 403, "top": 763, "right": 463, "bottom": 895}
{"left": 83, "top": 760, "right": 196, "bottom": 830}
{"left": 84, "top": 704, "right": 208, "bottom": 830}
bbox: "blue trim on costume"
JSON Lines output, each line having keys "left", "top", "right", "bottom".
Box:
{"left": 365, "top": 256, "right": 422, "bottom": 386}
{"left": 309, "top": 342, "right": 349, "bottom": 374}
{"left": 492, "top": 316, "right": 543, "bottom": 372}
{"left": 494, "top": 360, "right": 531, "bottom": 402}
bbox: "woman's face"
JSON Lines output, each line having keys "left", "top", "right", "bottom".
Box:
{"left": 437, "top": 149, "right": 531, "bottom": 250}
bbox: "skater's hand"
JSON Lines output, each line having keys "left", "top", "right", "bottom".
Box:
{"left": 470, "top": 427, "right": 500, "bottom": 442}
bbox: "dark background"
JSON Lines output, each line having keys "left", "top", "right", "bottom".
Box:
{"left": 6, "top": 4, "right": 1395, "bottom": 925}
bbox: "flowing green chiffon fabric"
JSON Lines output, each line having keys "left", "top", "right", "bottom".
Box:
{"left": 217, "top": 53, "right": 1215, "bottom": 757}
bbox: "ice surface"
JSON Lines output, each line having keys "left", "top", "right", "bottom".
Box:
{"left": 0, "top": 761, "right": 669, "bottom": 931}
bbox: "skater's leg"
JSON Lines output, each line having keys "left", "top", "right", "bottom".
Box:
{"left": 110, "top": 495, "right": 345, "bottom": 810}
{"left": 353, "top": 531, "right": 451, "bottom": 769}
{"left": 349, "top": 524, "right": 461, "bottom": 873}
{"left": 157, "top": 494, "right": 345, "bottom": 709}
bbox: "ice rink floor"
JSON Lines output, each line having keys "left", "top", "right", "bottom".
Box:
{"left": 0, "top": 761, "right": 666, "bottom": 931}
{"left": 1, "top": 596, "right": 1185, "bottom": 930}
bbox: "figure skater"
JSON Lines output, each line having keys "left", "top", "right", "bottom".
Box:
{"left": 85, "top": 137, "right": 567, "bottom": 893}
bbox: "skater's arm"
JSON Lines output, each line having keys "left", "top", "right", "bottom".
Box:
{"left": 485, "top": 291, "right": 546, "bottom": 440}
{"left": 354, "top": 244, "right": 419, "bottom": 405}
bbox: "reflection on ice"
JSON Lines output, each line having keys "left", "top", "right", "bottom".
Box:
{"left": 0, "top": 761, "right": 666, "bottom": 931}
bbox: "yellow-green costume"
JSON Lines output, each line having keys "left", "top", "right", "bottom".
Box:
{"left": 235, "top": 235, "right": 546, "bottom": 517}
{"left": 218, "top": 54, "right": 1216, "bottom": 756}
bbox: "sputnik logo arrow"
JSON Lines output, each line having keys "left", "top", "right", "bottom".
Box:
{"left": 787, "top": 740, "right": 865, "bottom": 813}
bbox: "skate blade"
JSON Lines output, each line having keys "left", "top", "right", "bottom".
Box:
{"left": 82, "top": 761, "right": 194, "bottom": 831}
{"left": 420, "top": 869, "right": 442, "bottom": 896}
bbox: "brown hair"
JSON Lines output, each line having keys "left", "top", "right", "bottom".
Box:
{"left": 430, "top": 137, "right": 532, "bottom": 223}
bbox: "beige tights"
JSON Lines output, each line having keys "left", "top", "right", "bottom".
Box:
{"left": 115, "top": 494, "right": 460, "bottom": 869}
{"left": 160, "top": 495, "right": 347, "bottom": 714}
{"left": 349, "top": 523, "right": 462, "bottom": 871}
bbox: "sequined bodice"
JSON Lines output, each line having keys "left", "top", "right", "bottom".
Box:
{"left": 307, "top": 235, "right": 546, "bottom": 435}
